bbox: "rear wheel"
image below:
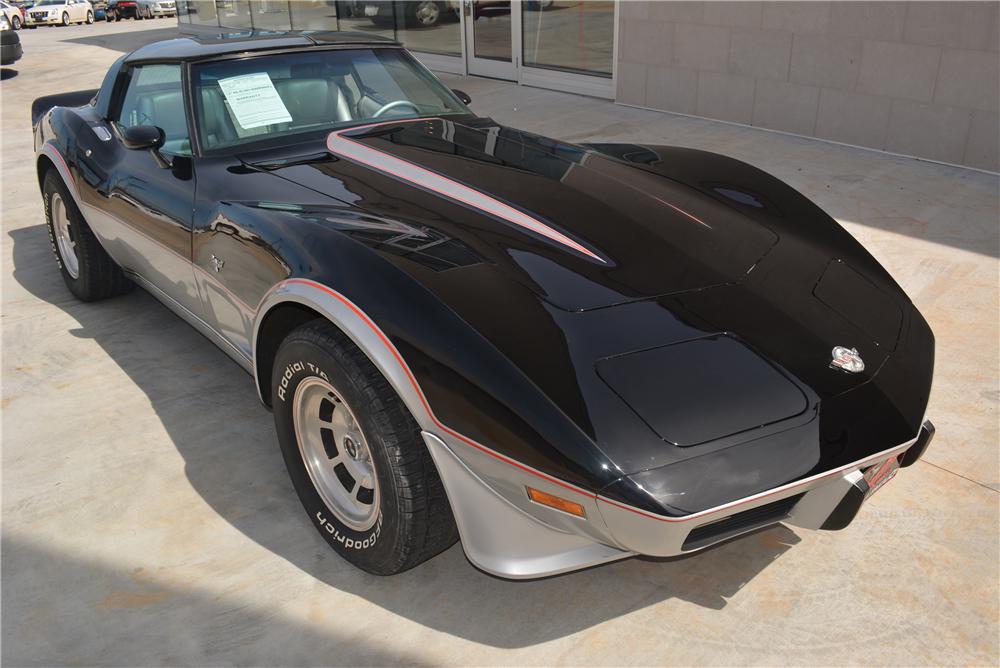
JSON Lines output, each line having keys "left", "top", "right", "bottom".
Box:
{"left": 272, "top": 320, "right": 458, "bottom": 575}
{"left": 43, "top": 169, "right": 133, "bottom": 301}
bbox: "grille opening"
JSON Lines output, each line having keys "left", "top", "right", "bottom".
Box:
{"left": 682, "top": 493, "right": 805, "bottom": 551}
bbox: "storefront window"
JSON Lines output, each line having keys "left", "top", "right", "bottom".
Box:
{"left": 289, "top": 0, "right": 339, "bottom": 30}
{"left": 335, "top": 0, "right": 395, "bottom": 41}
{"left": 248, "top": 0, "right": 290, "bottom": 29}
{"left": 522, "top": 0, "right": 613, "bottom": 76}
{"left": 394, "top": 1, "right": 462, "bottom": 57}
{"left": 217, "top": 0, "right": 254, "bottom": 28}
{"left": 186, "top": 0, "right": 219, "bottom": 26}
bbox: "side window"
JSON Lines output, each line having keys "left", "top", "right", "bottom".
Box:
{"left": 114, "top": 64, "right": 191, "bottom": 156}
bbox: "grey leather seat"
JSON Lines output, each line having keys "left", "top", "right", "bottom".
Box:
{"left": 275, "top": 77, "right": 354, "bottom": 126}
{"left": 136, "top": 89, "right": 189, "bottom": 153}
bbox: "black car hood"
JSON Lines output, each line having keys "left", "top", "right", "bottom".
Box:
{"left": 249, "top": 118, "right": 927, "bottom": 478}
{"left": 256, "top": 117, "right": 778, "bottom": 311}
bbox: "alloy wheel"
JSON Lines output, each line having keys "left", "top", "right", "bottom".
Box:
{"left": 51, "top": 193, "right": 80, "bottom": 279}
{"left": 413, "top": 1, "right": 439, "bottom": 26}
{"left": 293, "top": 377, "right": 380, "bottom": 532}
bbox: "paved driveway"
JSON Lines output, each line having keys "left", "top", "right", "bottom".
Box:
{"left": 2, "top": 20, "right": 997, "bottom": 666}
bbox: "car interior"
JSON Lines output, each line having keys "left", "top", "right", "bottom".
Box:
{"left": 192, "top": 48, "right": 467, "bottom": 151}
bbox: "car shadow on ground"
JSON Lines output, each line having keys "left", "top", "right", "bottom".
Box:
{"left": 9, "top": 222, "right": 801, "bottom": 649}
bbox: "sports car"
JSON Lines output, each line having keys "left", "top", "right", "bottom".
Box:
{"left": 31, "top": 31, "right": 935, "bottom": 579}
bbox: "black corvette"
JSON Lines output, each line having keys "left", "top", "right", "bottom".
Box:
{"left": 31, "top": 31, "right": 935, "bottom": 579}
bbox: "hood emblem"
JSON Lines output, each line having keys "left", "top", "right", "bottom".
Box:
{"left": 830, "top": 346, "right": 864, "bottom": 374}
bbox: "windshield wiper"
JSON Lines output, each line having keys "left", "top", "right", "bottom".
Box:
{"left": 242, "top": 151, "right": 337, "bottom": 171}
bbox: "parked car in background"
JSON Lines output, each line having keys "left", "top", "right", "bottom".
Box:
{"left": 24, "top": 0, "right": 93, "bottom": 25}
{"left": 136, "top": 0, "right": 174, "bottom": 18}
{"left": 363, "top": 1, "right": 459, "bottom": 28}
{"left": 105, "top": 0, "right": 137, "bottom": 20}
{"left": 0, "top": 17, "right": 22, "bottom": 62}
{"left": 0, "top": 1, "right": 24, "bottom": 28}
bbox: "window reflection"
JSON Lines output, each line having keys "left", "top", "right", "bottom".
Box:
{"left": 185, "top": 0, "right": 218, "bottom": 26}
{"left": 336, "top": 0, "right": 395, "bottom": 40}
{"left": 288, "top": 0, "right": 339, "bottom": 30}
{"left": 248, "top": 0, "right": 290, "bottom": 29}
{"left": 472, "top": 1, "right": 511, "bottom": 61}
{"left": 522, "top": 0, "right": 613, "bottom": 76}
{"left": 216, "top": 0, "right": 253, "bottom": 28}
{"left": 394, "top": 1, "right": 462, "bottom": 57}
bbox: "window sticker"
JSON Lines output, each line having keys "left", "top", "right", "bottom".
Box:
{"left": 217, "top": 72, "right": 292, "bottom": 129}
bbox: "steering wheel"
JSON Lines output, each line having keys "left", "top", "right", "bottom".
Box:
{"left": 371, "top": 100, "right": 421, "bottom": 119}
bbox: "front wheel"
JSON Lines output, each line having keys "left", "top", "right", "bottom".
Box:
{"left": 272, "top": 320, "right": 458, "bottom": 575}
{"left": 11, "top": 15, "right": 20, "bottom": 29}
{"left": 43, "top": 169, "right": 133, "bottom": 301}
{"left": 60, "top": 11, "right": 69, "bottom": 25}
{"left": 85, "top": 10, "right": 94, "bottom": 23}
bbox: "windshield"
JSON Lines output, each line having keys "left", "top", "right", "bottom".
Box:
{"left": 192, "top": 47, "right": 471, "bottom": 153}
{"left": 37, "top": 0, "right": 65, "bottom": 5}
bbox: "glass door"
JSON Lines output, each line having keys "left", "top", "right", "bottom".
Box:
{"left": 520, "top": 0, "right": 616, "bottom": 98}
{"left": 463, "top": 0, "right": 517, "bottom": 80}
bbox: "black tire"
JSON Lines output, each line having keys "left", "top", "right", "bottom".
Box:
{"left": 42, "top": 169, "right": 133, "bottom": 301}
{"left": 85, "top": 10, "right": 94, "bottom": 23}
{"left": 272, "top": 320, "right": 458, "bottom": 575}
{"left": 11, "top": 15, "right": 20, "bottom": 29}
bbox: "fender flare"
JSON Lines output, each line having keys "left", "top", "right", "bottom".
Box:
{"left": 252, "top": 278, "right": 436, "bottom": 435}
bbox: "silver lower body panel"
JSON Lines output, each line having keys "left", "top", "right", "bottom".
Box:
{"left": 425, "top": 427, "right": 925, "bottom": 579}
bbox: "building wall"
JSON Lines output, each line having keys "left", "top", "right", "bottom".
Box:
{"left": 615, "top": 1, "right": 1000, "bottom": 171}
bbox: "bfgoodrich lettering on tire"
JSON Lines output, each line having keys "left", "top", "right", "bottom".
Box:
{"left": 272, "top": 319, "right": 458, "bottom": 575}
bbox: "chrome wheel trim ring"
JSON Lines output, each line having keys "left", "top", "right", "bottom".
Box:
{"left": 293, "top": 377, "right": 380, "bottom": 532}
{"left": 415, "top": 1, "right": 439, "bottom": 25}
{"left": 51, "top": 193, "right": 80, "bottom": 279}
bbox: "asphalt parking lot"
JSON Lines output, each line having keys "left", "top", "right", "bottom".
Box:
{"left": 2, "top": 20, "right": 998, "bottom": 666}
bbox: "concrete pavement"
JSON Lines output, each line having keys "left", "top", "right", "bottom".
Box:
{"left": 2, "top": 20, "right": 997, "bottom": 666}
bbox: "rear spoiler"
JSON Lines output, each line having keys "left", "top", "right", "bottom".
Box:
{"left": 31, "top": 89, "right": 99, "bottom": 127}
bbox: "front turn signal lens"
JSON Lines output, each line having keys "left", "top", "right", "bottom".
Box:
{"left": 526, "top": 486, "right": 586, "bottom": 518}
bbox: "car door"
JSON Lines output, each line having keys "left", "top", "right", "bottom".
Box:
{"left": 74, "top": 62, "right": 202, "bottom": 317}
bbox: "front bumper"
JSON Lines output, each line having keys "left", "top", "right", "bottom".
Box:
{"left": 424, "top": 420, "right": 935, "bottom": 579}
{"left": 149, "top": 6, "right": 175, "bottom": 15}
{"left": 26, "top": 14, "right": 62, "bottom": 24}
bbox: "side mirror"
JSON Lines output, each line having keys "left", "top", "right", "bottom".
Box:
{"left": 121, "top": 124, "right": 164, "bottom": 150}
{"left": 452, "top": 89, "right": 472, "bottom": 105}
